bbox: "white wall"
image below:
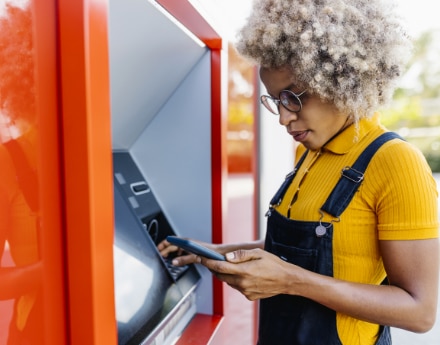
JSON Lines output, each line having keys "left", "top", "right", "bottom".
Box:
{"left": 257, "top": 80, "right": 295, "bottom": 238}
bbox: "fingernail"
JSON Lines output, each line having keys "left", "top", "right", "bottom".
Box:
{"left": 226, "top": 252, "right": 235, "bottom": 260}
{"left": 172, "top": 259, "right": 179, "bottom": 266}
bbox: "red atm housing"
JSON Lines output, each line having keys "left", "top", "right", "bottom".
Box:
{"left": 0, "top": 0, "right": 227, "bottom": 344}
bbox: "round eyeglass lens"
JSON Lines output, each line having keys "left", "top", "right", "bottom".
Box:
{"left": 261, "top": 95, "right": 279, "bottom": 115}
{"left": 279, "top": 90, "right": 301, "bottom": 112}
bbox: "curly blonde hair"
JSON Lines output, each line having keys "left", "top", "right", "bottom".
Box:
{"left": 235, "top": 0, "right": 412, "bottom": 120}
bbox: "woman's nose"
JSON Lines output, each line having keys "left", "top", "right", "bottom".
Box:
{"left": 278, "top": 107, "right": 298, "bottom": 126}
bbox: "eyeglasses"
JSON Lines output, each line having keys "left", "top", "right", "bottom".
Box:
{"left": 260, "top": 90, "right": 306, "bottom": 115}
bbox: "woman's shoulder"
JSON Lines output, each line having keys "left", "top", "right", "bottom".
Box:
{"left": 366, "top": 132, "right": 437, "bottom": 195}
{"left": 374, "top": 134, "right": 430, "bottom": 169}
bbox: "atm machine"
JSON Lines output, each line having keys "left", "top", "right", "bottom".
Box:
{"left": 112, "top": 154, "right": 201, "bottom": 345}
{"left": 108, "top": 0, "right": 224, "bottom": 344}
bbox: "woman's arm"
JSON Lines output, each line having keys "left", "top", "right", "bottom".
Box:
{"left": 201, "top": 237, "right": 439, "bottom": 333}
{"left": 297, "top": 238, "right": 438, "bottom": 332}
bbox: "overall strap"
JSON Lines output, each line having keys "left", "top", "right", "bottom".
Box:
{"left": 269, "top": 149, "right": 309, "bottom": 207}
{"left": 320, "top": 132, "right": 402, "bottom": 218}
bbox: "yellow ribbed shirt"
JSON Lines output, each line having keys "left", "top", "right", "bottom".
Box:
{"left": 274, "top": 114, "right": 439, "bottom": 345}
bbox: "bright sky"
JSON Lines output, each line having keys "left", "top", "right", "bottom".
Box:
{"left": 396, "top": 0, "right": 440, "bottom": 36}
{"left": 200, "top": 0, "right": 440, "bottom": 41}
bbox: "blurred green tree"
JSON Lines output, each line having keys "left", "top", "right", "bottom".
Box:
{"left": 382, "top": 29, "right": 440, "bottom": 171}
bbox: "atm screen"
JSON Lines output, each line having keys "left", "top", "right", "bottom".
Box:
{"left": 113, "top": 184, "right": 183, "bottom": 345}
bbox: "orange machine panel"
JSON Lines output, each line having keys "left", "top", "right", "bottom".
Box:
{"left": 56, "top": 0, "right": 117, "bottom": 344}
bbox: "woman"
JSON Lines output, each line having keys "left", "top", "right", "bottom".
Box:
{"left": 159, "top": 0, "right": 439, "bottom": 344}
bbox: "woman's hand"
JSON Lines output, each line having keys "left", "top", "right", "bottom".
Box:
{"left": 200, "top": 239, "right": 439, "bottom": 333}
{"left": 157, "top": 238, "right": 220, "bottom": 266}
{"left": 157, "top": 237, "right": 195, "bottom": 265}
{"left": 200, "top": 248, "right": 298, "bottom": 301}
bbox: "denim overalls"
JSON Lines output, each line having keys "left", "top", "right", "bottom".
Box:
{"left": 258, "top": 132, "right": 400, "bottom": 345}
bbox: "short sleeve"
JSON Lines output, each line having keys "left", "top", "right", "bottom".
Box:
{"left": 364, "top": 140, "right": 439, "bottom": 240}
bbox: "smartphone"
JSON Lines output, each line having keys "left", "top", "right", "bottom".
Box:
{"left": 166, "top": 236, "right": 226, "bottom": 261}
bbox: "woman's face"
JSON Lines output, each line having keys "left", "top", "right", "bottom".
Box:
{"left": 260, "top": 67, "right": 350, "bottom": 151}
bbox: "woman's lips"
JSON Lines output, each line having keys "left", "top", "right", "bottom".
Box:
{"left": 290, "top": 130, "right": 309, "bottom": 142}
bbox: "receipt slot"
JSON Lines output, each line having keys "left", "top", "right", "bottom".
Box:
{"left": 109, "top": 0, "right": 226, "bottom": 344}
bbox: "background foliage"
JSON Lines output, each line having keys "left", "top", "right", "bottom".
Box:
{"left": 381, "top": 29, "right": 440, "bottom": 172}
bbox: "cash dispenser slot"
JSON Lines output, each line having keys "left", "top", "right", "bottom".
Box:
{"left": 112, "top": 151, "right": 201, "bottom": 345}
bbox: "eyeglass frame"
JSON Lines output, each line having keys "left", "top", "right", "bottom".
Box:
{"left": 260, "top": 89, "right": 307, "bottom": 115}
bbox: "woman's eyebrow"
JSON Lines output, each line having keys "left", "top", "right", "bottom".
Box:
{"left": 268, "top": 83, "right": 297, "bottom": 97}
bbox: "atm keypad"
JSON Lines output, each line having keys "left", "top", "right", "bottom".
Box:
{"left": 164, "top": 259, "right": 189, "bottom": 280}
